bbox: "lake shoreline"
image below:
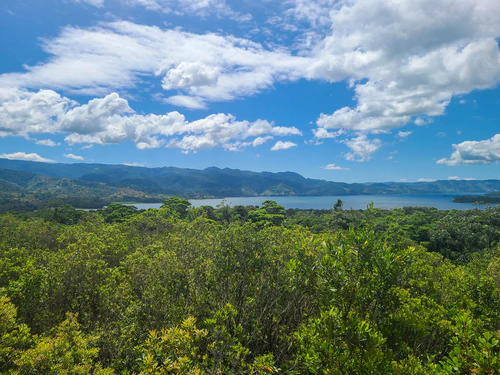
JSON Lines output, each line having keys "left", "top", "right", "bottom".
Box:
{"left": 115, "top": 192, "right": 488, "bottom": 206}
{"left": 112, "top": 193, "right": 494, "bottom": 212}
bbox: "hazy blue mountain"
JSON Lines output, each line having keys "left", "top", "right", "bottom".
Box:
{"left": 1, "top": 159, "right": 500, "bottom": 199}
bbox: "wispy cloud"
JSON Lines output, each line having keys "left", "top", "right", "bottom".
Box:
{"left": 448, "top": 176, "right": 476, "bottom": 181}
{"left": 0, "top": 152, "right": 55, "bottom": 163}
{"left": 397, "top": 131, "right": 412, "bottom": 140}
{"left": 418, "top": 178, "right": 436, "bottom": 182}
{"left": 271, "top": 141, "right": 297, "bottom": 151}
{"left": 64, "top": 153, "right": 84, "bottom": 160}
{"left": 321, "top": 163, "right": 349, "bottom": 170}
{"left": 36, "top": 139, "right": 60, "bottom": 147}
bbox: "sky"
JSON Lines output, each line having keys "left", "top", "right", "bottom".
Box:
{"left": 0, "top": 0, "right": 499, "bottom": 183}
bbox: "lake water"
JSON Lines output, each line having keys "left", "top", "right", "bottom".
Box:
{"left": 129, "top": 194, "right": 492, "bottom": 211}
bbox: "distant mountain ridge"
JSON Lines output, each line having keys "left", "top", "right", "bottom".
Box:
{"left": 0, "top": 159, "right": 499, "bottom": 200}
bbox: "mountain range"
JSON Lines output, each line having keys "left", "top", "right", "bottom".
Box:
{"left": 0, "top": 159, "right": 499, "bottom": 211}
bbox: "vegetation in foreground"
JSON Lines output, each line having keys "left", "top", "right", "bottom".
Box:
{"left": 0, "top": 198, "right": 499, "bottom": 374}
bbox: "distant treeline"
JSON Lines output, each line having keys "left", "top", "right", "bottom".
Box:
{"left": 453, "top": 194, "right": 500, "bottom": 204}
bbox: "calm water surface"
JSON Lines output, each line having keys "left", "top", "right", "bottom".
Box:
{"left": 129, "top": 194, "right": 491, "bottom": 211}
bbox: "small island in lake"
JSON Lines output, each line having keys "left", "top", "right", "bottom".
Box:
{"left": 453, "top": 191, "right": 500, "bottom": 204}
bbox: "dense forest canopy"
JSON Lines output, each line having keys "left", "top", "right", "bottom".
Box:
{"left": 0, "top": 199, "right": 499, "bottom": 373}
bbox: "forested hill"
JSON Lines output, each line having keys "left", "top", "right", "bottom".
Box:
{"left": 1, "top": 159, "right": 500, "bottom": 198}
{"left": 0, "top": 168, "right": 166, "bottom": 212}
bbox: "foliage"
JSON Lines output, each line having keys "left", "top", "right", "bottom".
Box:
{"left": 0, "top": 199, "right": 499, "bottom": 373}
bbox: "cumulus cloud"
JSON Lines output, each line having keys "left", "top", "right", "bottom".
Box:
{"left": 162, "top": 62, "right": 220, "bottom": 90}
{"left": 437, "top": 134, "right": 500, "bottom": 165}
{"left": 311, "top": 0, "right": 500, "bottom": 158}
{"left": 36, "top": 139, "right": 60, "bottom": 147}
{"left": 271, "top": 141, "right": 297, "bottom": 151}
{"left": 0, "top": 89, "right": 74, "bottom": 137}
{"left": 321, "top": 163, "right": 349, "bottom": 170}
{"left": 0, "top": 152, "right": 55, "bottom": 163}
{"left": 64, "top": 153, "right": 84, "bottom": 160}
{"left": 418, "top": 178, "right": 436, "bottom": 182}
{"left": 343, "top": 134, "right": 381, "bottom": 162}
{"left": 0, "top": 89, "right": 300, "bottom": 152}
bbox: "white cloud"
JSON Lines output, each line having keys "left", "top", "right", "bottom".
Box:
{"left": 437, "top": 134, "right": 500, "bottom": 165}
{"left": 0, "top": 89, "right": 300, "bottom": 152}
{"left": 397, "top": 131, "right": 412, "bottom": 139}
{"left": 448, "top": 176, "right": 476, "bottom": 181}
{"left": 311, "top": 0, "right": 500, "bottom": 157}
{"left": 164, "top": 95, "right": 207, "bottom": 110}
{"left": 284, "top": 0, "right": 337, "bottom": 28}
{"left": 0, "top": 88, "right": 74, "bottom": 137}
{"left": 314, "top": 37, "right": 500, "bottom": 133}
{"left": 252, "top": 136, "right": 273, "bottom": 147}
{"left": 60, "top": 93, "right": 133, "bottom": 134}
{"left": 72, "top": 0, "right": 104, "bottom": 7}
{"left": 400, "top": 179, "right": 408, "bottom": 182}
{"left": 125, "top": 0, "right": 251, "bottom": 21}
{"left": 436, "top": 132, "right": 447, "bottom": 137}
{"left": 0, "top": 22, "right": 307, "bottom": 106}
{"left": 343, "top": 134, "right": 381, "bottom": 162}
{"left": 0, "top": 152, "right": 55, "bottom": 163}
{"left": 414, "top": 117, "right": 433, "bottom": 126}
{"left": 321, "top": 163, "right": 349, "bottom": 170}
{"left": 313, "top": 128, "right": 345, "bottom": 139}
{"left": 36, "top": 139, "right": 60, "bottom": 147}
{"left": 418, "top": 178, "right": 436, "bottom": 182}
{"left": 271, "top": 141, "right": 297, "bottom": 151}
{"left": 162, "top": 62, "right": 220, "bottom": 90}
{"left": 223, "top": 136, "right": 273, "bottom": 152}
{"left": 122, "top": 162, "right": 146, "bottom": 167}
{"left": 64, "top": 153, "right": 84, "bottom": 160}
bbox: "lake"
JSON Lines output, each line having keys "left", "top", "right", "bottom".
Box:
{"left": 128, "top": 194, "right": 492, "bottom": 211}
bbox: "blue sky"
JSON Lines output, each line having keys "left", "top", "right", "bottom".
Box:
{"left": 0, "top": 0, "right": 499, "bottom": 183}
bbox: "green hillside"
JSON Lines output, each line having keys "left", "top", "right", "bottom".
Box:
{"left": 0, "top": 160, "right": 499, "bottom": 201}
{"left": 0, "top": 168, "right": 167, "bottom": 212}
